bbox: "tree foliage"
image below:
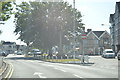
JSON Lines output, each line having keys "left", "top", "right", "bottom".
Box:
{"left": 0, "top": 2, "right": 13, "bottom": 23}
{"left": 14, "top": 1, "right": 84, "bottom": 55}
{"left": 0, "top": 1, "right": 14, "bottom": 34}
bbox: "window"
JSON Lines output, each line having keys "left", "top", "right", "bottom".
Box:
{"left": 9, "top": 45, "right": 11, "bottom": 48}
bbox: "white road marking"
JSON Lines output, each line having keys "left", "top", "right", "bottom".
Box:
{"left": 54, "top": 67, "right": 67, "bottom": 72}
{"left": 73, "top": 74, "right": 83, "bottom": 78}
{"left": 28, "top": 60, "right": 44, "bottom": 63}
{"left": 33, "top": 72, "right": 47, "bottom": 78}
{"left": 59, "top": 69, "right": 67, "bottom": 72}
{"left": 100, "top": 66, "right": 116, "bottom": 70}
{"left": 46, "top": 65, "right": 54, "bottom": 67}
{"left": 40, "top": 64, "right": 54, "bottom": 67}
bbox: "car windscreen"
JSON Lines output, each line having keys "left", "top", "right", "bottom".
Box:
{"left": 106, "top": 51, "right": 113, "bottom": 53}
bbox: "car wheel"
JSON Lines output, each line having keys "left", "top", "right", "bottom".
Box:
{"left": 118, "top": 58, "right": 120, "bottom": 60}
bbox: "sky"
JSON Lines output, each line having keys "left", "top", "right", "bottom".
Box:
{"left": 0, "top": 0, "right": 119, "bottom": 44}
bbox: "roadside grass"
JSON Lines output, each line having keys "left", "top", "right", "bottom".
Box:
{"left": 25, "top": 55, "right": 81, "bottom": 63}
{"left": 45, "top": 59, "right": 80, "bottom": 62}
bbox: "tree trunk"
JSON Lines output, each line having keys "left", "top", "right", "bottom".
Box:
{"left": 25, "top": 42, "right": 30, "bottom": 57}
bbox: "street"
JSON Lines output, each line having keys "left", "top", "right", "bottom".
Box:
{"left": 3, "top": 54, "right": 118, "bottom": 79}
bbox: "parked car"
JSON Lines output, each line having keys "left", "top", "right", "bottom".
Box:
{"left": 0, "top": 51, "right": 8, "bottom": 56}
{"left": 117, "top": 51, "right": 120, "bottom": 60}
{"left": 102, "top": 49, "right": 115, "bottom": 58}
{"left": 28, "top": 52, "right": 32, "bottom": 55}
{"left": 29, "top": 49, "right": 42, "bottom": 55}
{"left": 17, "top": 51, "right": 23, "bottom": 55}
{"left": 14, "top": 51, "right": 23, "bottom": 55}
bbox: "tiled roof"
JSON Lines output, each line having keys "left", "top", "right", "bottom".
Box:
{"left": 86, "top": 32, "right": 90, "bottom": 35}
{"left": 93, "top": 31, "right": 105, "bottom": 38}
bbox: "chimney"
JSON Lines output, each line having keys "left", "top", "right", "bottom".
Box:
{"left": 87, "top": 29, "right": 92, "bottom": 32}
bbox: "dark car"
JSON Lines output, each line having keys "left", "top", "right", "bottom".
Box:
{"left": 0, "top": 51, "right": 7, "bottom": 56}
{"left": 117, "top": 51, "right": 120, "bottom": 60}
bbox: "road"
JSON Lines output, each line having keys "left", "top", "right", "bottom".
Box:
{"left": 4, "top": 54, "right": 118, "bottom": 79}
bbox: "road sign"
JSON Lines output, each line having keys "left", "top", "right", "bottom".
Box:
{"left": 81, "top": 34, "right": 87, "bottom": 39}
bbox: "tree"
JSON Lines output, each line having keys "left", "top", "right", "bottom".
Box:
{"left": 0, "top": 1, "right": 15, "bottom": 35}
{"left": 14, "top": 1, "right": 84, "bottom": 57}
{"left": 0, "top": 2, "right": 13, "bottom": 23}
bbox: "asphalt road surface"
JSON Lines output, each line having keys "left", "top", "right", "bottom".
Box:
{"left": 4, "top": 54, "right": 118, "bottom": 79}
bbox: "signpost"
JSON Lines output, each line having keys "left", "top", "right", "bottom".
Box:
{"left": 81, "top": 34, "right": 87, "bottom": 40}
{"left": 81, "top": 33, "right": 87, "bottom": 64}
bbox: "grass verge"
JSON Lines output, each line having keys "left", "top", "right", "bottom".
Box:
{"left": 45, "top": 59, "right": 80, "bottom": 62}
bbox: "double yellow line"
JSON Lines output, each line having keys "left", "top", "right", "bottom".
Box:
{"left": 4, "top": 63, "right": 14, "bottom": 80}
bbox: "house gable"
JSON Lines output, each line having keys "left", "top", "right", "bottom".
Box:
{"left": 93, "top": 31, "right": 105, "bottom": 38}
{"left": 87, "top": 31, "right": 100, "bottom": 40}
{"left": 99, "top": 30, "right": 110, "bottom": 39}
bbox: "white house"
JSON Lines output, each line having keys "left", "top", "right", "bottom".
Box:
{"left": 1, "top": 41, "right": 16, "bottom": 54}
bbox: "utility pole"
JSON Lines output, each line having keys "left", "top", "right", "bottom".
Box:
{"left": 59, "top": 25, "right": 63, "bottom": 57}
{"left": 73, "top": 0, "right": 76, "bottom": 59}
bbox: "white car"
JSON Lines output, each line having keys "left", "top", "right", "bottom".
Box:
{"left": 31, "top": 49, "right": 42, "bottom": 55}
{"left": 102, "top": 49, "right": 115, "bottom": 58}
{"left": 15, "top": 51, "right": 23, "bottom": 55}
{"left": 17, "top": 51, "right": 23, "bottom": 55}
{"left": 117, "top": 51, "right": 120, "bottom": 60}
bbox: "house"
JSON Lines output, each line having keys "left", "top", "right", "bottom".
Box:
{"left": 0, "top": 41, "right": 27, "bottom": 54}
{"left": 109, "top": 2, "right": 120, "bottom": 53}
{"left": 84, "top": 29, "right": 99, "bottom": 55}
{"left": 94, "top": 30, "right": 111, "bottom": 54}
{"left": 16, "top": 45, "right": 26, "bottom": 52}
{"left": 82, "top": 29, "right": 111, "bottom": 55}
{"left": 1, "top": 41, "right": 16, "bottom": 54}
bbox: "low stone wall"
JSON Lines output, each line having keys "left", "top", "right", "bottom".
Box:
{"left": 0, "top": 57, "right": 3, "bottom": 68}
